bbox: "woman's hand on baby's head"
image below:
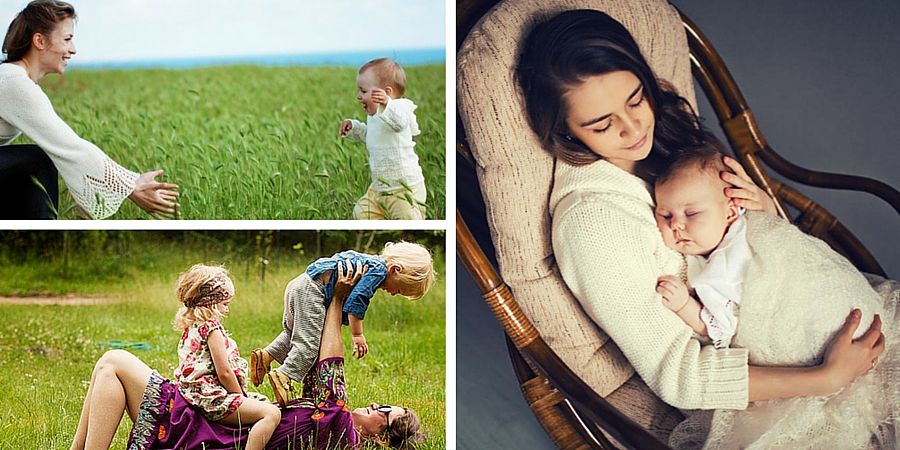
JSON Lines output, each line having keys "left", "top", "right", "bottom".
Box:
{"left": 339, "top": 120, "right": 353, "bottom": 137}
{"left": 657, "top": 275, "right": 689, "bottom": 313}
{"left": 721, "top": 156, "right": 777, "bottom": 215}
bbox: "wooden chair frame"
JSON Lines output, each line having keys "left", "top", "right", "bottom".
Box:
{"left": 456, "top": 1, "right": 900, "bottom": 449}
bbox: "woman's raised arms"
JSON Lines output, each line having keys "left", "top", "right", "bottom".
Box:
{"left": 318, "top": 260, "right": 367, "bottom": 361}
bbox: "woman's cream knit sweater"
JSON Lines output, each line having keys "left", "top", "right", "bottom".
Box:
{"left": 0, "top": 63, "right": 137, "bottom": 219}
{"left": 549, "top": 159, "right": 749, "bottom": 410}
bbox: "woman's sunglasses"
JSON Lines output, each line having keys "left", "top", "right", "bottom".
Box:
{"left": 377, "top": 404, "right": 407, "bottom": 433}
{"left": 377, "top": 404, "right": 394, "bottom": 430}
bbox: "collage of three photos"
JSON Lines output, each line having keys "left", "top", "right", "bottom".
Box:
{"left": 4, "top": 0, "right": 900, "bottom": 449}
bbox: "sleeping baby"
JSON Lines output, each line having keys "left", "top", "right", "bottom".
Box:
{"left": 652, "top": 139, "right": 897, "bottom": 450}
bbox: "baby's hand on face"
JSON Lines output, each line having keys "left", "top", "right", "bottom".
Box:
{"left": 370, "top": 89, "right": 389, "bottom": 106}
{"left": 339, "top": 119, "right": 353, "bottom": 137}
{"left": 657, "top": 275, "right": 689, "bottom": 313}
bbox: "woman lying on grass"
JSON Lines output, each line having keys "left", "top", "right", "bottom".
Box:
{"left": 70, "top": 261, "right": 425, "bottom": 450}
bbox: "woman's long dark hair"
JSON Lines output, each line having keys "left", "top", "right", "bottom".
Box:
{"left": 2, "top": 0, "right": 76, "bottom": 63}
{"left": 517, "top": 9, "right": 713, "bottom": 181}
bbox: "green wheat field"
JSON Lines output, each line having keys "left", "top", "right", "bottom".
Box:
{"left": 29, "top": 64, "right": 445, "bottom": 219}
{"left": 0, "top": 231, "right": 445, "bottom": 449}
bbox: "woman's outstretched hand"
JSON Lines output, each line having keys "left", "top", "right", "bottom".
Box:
{"left": 821, "top": 309, "right": 885, "bottom": 391}
{"left": 129, "top": 169, "right": 179, "bottom": 219}
{"left": 721, "top": 156, "right": 777, "bottom": 215}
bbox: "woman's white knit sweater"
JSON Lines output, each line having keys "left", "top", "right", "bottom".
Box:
{"left": 0, "top": 63, "right": 137, "bottom": 219}
{"left": 549, "top": 159, "right": 749, "bottom": 410}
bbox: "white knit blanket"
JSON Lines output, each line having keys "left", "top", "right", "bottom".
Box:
{"left": 670, "top": 211, "right": 899, "bottom": 450}
{"left": 736, "top": 212, "right": 881, "bottom": 366}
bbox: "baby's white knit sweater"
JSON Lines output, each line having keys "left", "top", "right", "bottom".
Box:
{"left": 343, "top": 98, "right": 424, "bottom": 192}
{"left": 549, "top": 159, "right": 749, "bottom": 410}
{"left": 0, "top": 63, "right": 137, "bottom": 219}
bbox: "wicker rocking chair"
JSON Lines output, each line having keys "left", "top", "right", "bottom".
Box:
{"left": 456, "top": 1, "right": 900, "bottom": 449}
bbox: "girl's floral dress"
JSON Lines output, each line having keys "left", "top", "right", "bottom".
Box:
{"left": 174, "top": 319, "right": 249, "bottom": 421}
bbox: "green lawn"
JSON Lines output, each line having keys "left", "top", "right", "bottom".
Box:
{"left": 0, "top": 232, "right": 446, "bottom": 449}
{"left": 28, "top": 64, "right": 445, "bottom": 219}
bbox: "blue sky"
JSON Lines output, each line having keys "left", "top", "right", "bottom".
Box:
{"left": 0, "top": 0, "right": 446, "bottom": 63}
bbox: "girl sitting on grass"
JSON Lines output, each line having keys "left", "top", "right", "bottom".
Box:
{"left": 173, "top": 264, "right": 281, "bottom": 450}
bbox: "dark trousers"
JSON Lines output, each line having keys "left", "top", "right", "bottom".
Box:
{"left": 0, "top": 144, "right": 59, "bottom": 219}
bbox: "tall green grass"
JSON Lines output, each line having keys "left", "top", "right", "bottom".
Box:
{"left": 30, "top": 64, "right": 445, "bottom": 219}
{"left": 0, "top": 234, "right": 445, "bottom": 449}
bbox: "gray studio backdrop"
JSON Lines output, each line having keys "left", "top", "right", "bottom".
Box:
{"left": 457, "top": 1, "right": 900, "bottom": 449}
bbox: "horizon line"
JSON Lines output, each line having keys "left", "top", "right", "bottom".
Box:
{"left": 67, "top": 47, "right": 446, "bottom": 69}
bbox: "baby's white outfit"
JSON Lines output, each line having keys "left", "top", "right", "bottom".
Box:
{"left": 686, "top": 212, "right": 752, "bottom": 348}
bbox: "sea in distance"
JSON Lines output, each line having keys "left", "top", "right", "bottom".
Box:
{"left": 70, "top": 48, "right": 445, "bottom": 70}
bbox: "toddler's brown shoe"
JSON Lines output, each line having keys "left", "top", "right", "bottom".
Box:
{"left": 249, "top": 348, "right": 272, "bottom": 387}
{"left": 269, "top": 368, "right": 294, "bottom": 407}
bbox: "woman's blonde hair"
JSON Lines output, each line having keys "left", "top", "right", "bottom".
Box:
{"left": 381, "top": 241, "right": 435, "bottom": 300}
{"left": 172, "top": 264, "right": 233, "bottom": 331}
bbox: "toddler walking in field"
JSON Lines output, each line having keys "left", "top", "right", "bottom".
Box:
{"left": 173, "top": 265, "right": 280, "bottom": 450}
{"left": 339, "top": 57, "right": 427, "bottom": 220}
{"left": 250, "top": 241, "right": 435, "bottom": 406}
